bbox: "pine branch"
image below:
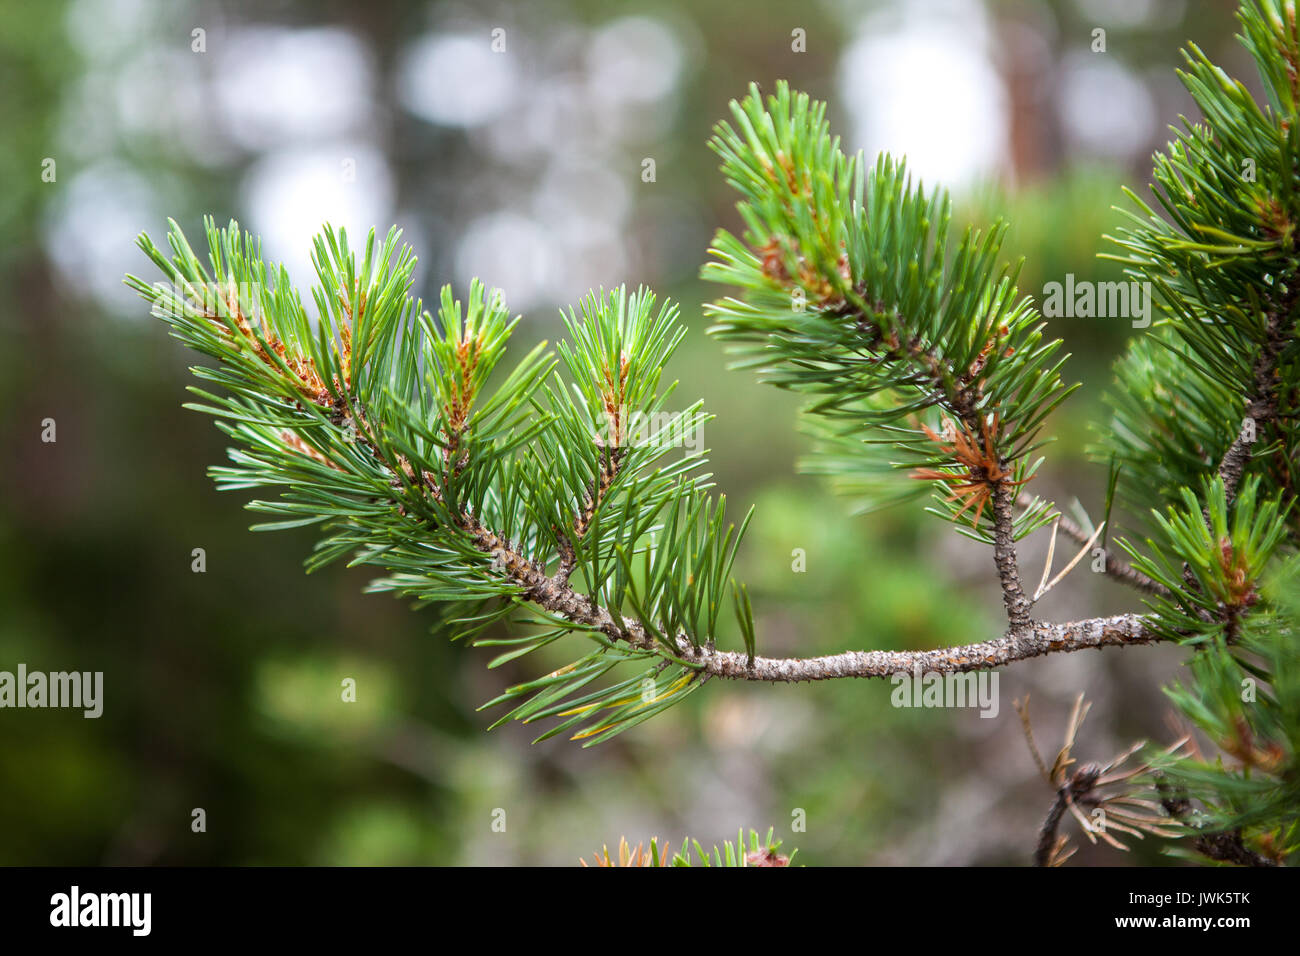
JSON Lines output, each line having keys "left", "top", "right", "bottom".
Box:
{"left": 125, "top": 138, "right": 1169, "bottom": 748}
{"left": 355, "top": 397, "right": 1166, "bottom": 682}
{"left": 1215, "top": 301, "right": 1293, "bottom": 507}
{"left": 691, "top": 614, "right": 1161, "bottom": 681}
{"left": 344, "top": 418, "right": 1166, "bottom": 681}
{"left": 704, "top": 84, "right": 1068, "bottom": 547}
{"left": 128, "top": 216, "right": 1165, "bottom": 698}
{"left": 992, "top": 483, "right": 1033, "bottom": 627}
{"left": 701, "top": 82, "right": 1071, "bottom": 631}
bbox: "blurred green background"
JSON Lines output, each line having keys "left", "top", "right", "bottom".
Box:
{"left": 0, "top": 0, "right": 1253, "bottom": 865}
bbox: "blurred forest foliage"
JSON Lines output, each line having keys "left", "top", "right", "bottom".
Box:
{"left": 0, "top": 0, "right": 1251, "bottom": 864}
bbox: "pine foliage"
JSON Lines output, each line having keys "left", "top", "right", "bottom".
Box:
{"left": 126, "top": 223, "right": 752, "bottom": 745}
{"left": 702, "top": 82, "right": 1070, "bottom": 541}
{"left": 1098, "top": 0, "right": 1300, "bottom": 862}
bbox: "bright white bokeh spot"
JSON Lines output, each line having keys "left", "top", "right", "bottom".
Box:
{"left": 456, "top": 213, "right": 554, "bottom": 311}
{"left": 241, "top": 145, "right": 394, "bottom": 294}
{"left": 1059, "top": 53, "right": 1156, "bottom": 159}
{"left": 838, "top": 0, "right": 1006, "bottom": 190}
{"left": 587, "top": 16, "right": 682, "bottom": 104}
{"left": 398, "top": 34, "right": 518, "bottom": 127}
{"left": 215, "top": 28, "right": 374, "bottom": 149}
{"left": 483, "top": 75, "right": 613, "bottom": 164}
{"left": 44, "top": 162, "right": 161, "bottom": 314}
